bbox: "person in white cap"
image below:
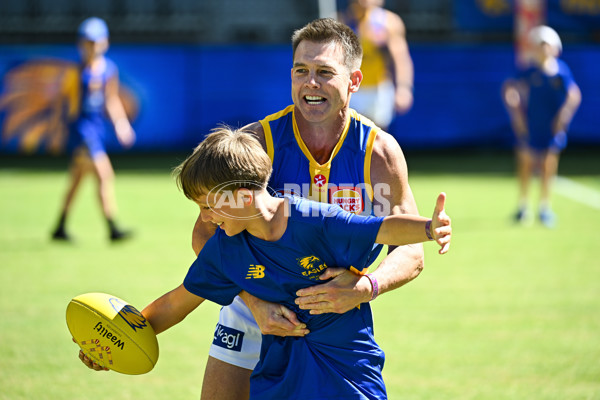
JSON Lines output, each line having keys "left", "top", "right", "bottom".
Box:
{"left": 502, "top": 25, "right": 581, "bottom": 228}
{"left": 51, "top": 17, "right": 136, "bottom": 241}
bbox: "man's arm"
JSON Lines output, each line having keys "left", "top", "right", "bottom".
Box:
{"left": 385, "top": 11, "right": 414, "bottom": 115}
{"left": 295, "top": 131, "right": 425, "bottom": 314}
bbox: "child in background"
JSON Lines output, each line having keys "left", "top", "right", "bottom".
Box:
{"left": 502, "top": 25, "right": 581, "bottom": 228}
{"left": 52, "top": 17, "right": 135, "bottom": 241}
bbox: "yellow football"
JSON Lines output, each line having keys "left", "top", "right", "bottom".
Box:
{"left": 66, "top": 292, "right": 159, "bottom": 375}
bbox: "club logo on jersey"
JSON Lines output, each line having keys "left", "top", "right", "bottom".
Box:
{"left": 213, "top": 323, "right": 244, "bottom": 351}
{"left": 330, "top": 186, "right": 364, "bottom": 214}
{"left": 246, "top": 264, "right": 265, "bottom": 279}
{"left": 109, "top": 297, "right": 148, "bottom": 332}
{"left": 313, "top": 174, "right": 327, "bottom": 188}
{"left": 297, "top": 256, "right": 327, "bottom": 280}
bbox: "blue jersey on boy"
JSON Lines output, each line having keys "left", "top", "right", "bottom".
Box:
{"left": 184, "top": 196, "right": 387, "bottom": 399}
{"left": 69, "top": 58, "right": 117, "bottom": 158}
{"left": 517, "top": 59, "right": 576, "bottom": 150}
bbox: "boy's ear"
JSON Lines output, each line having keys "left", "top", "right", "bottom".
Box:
{"left": 237, "top": 188, "right": 254, "bottom": 206}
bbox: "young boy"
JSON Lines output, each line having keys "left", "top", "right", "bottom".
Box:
{"left": 51, "top": 17, "right": 135, "bottom": 241}
{"left": 79, "top": 126, "right": 451, "bottom": 399}
{"left": 502, "top": 25, "right": 581, "bottom": 227}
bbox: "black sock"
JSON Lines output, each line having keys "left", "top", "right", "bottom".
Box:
{"left": 55, "top": 212, "right": 67, "bottom": 232}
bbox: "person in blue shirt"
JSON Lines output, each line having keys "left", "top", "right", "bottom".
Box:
{"left": 502, "top": 25, "right": 581, "bottom": 228}
{"left": 139, "top": 126, "right": 450, "bottom": 399}
{"left": 51, "top": 17, "right": 135, "bottom": 241}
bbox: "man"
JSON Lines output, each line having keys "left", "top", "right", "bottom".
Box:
{"left": 194, "top": 18, "right": 424, "bottom": 400}
{"left": 341, "top": 0, "right": 414, "bottom": 130}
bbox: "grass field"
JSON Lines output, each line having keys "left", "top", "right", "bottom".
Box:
{"left": 1, "top": 150, "right": 599, "bottom": 400}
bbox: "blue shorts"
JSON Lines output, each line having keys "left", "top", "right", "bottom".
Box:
{"left": 68, "top": 117, "right": 107, "bottom": 159}
{"left": 526, "top": 131, "right": 567, "bottom": 153}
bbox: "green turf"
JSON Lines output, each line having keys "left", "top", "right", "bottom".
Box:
{"left": 1, "top": 150, "right": 599, "bottom": 399}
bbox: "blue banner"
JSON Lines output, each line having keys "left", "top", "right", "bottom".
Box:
{"left": 1, "top": 42, "right": 599, "bottom": 154}
{"left": 454, "top": 0, "right": 514, "bottom": 31}
{"left": 548, "top": 0, "right": 600, "bottom": 30}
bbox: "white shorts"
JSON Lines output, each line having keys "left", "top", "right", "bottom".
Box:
{"left": 351, "top": 79, "right": 396, "bottom": 130}
{"left": 208, "top": 296, "right": 261, "bottom": 370}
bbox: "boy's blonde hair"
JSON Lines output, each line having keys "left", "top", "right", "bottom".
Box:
{"left": 174, "top": 126, "right": 272, "bottom": 201}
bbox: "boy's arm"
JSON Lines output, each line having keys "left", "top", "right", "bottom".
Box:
{"left": 502, "top": 78, "right": 528, "bottom": 141}
{"left": 78, "top": 284, "right": 204, "bottom": 371}
{"left": 553, "top": 83, "right": 581, "bottom": 135}
{"left": 377, "top": 192, "right": 451, "bottom": 254}
{"left": 142, "top": 284, "right": 205, "bottom": 334}
{"left": 105, "top": 71, "right": 135, "bottom": 148}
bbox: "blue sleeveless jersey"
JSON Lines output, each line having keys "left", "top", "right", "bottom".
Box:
{"left": 261, "top": 105, "right": 380, "bottom": 216}
{"left": 68, "top": 58, "right": 117, "bottom": 157}
{"left": 184, "top": 197, "right": 387, "bottom": 399}
{"left": 261, "top": 105, "right": 385, "bottom": 264}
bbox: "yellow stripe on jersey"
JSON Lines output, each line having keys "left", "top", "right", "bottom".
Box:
{"left": 259, "top": 105, "right": 295, "bottom": 162}
{"left": 362, "top": 114, "right": 378, "bottom": 203}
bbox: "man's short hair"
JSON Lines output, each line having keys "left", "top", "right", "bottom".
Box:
{"left": 291, "top": 18, "right": 363, "bottom": 72}
{"left": 175, "top": 126, "right": 272, "bottom": 201}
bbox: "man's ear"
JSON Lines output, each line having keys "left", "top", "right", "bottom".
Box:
{"left": 349, "top": 69, "right": 363, "bottom": 93}
{"left": 237, "top": 188, "right": 254, "bottom": 207}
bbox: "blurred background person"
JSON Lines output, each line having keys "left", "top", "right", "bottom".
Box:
{"left": 51, "top": 17, "right": 136, "bottom": 242}
{"left": 502, "top": 25, "right": 581, "bottom": 228}
{"left": 340, "top": 0, "right": 414, "bottom": 131}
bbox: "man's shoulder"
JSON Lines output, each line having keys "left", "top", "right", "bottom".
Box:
{"left": 371, "top": 128, "right": 403, "bottom": 162}
{"left": 241, "top": 121, "right": 267, "bottom": 151}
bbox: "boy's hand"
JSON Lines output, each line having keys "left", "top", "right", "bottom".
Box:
{"left": 431, "top": 192, "right": 452, "bottom": 254}
{"left": 73, "top": 338, "right": 109, "bottom": 371}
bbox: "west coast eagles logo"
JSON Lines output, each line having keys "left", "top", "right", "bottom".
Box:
{"left": 297, "top": 256, "right": 327, "bottom": 280}
{"left": 109, "top": 297, "right": 148, "bottom": 332}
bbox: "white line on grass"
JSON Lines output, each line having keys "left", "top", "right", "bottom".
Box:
{"left": 555, "top": 176, "right": 600, "bottom": 210}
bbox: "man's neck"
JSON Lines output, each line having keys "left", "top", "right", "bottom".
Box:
{"left": 295, "top": 110, "right": 348, "bottom": 164}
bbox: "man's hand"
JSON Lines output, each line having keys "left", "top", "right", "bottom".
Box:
{"left": 240, "top": 292, "right": 309, "bottom": 337}
{"left": 394, "top": 85, "right": 413, "bottom": 115}
{"left": 295, "top": 268, "right": 372, "bottom": 315}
